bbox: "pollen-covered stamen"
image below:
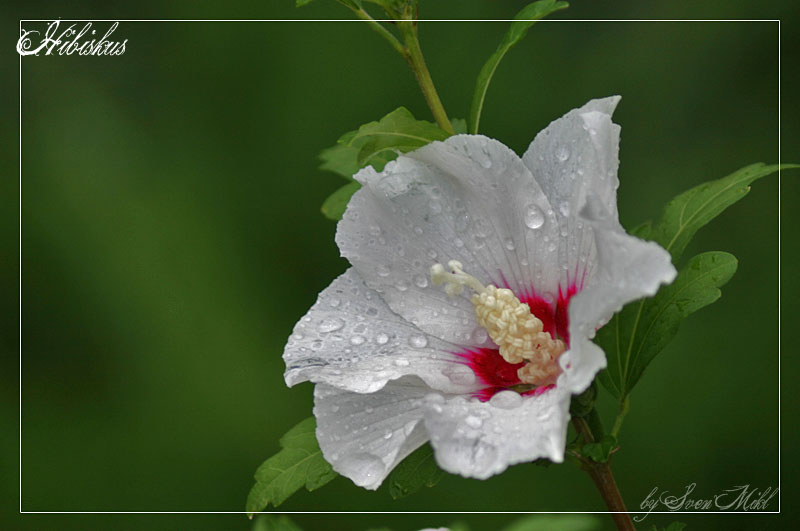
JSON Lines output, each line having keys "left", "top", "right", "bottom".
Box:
{"left": 431, "top": 260, "right": 566, "bottom": 387}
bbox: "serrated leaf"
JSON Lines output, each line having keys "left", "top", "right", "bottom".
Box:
{"left": 252, "top": 515, "right": 304, "bottom": 531}
{"left": 340, "top": 107, "right": 450, "bottom": 167}
{"left": 388, "top": 443, "right": 445, "bottom": 499}
{"left": 468, "top": 0, "right": 569, "bottom": 134}
{"left": 246, "top": 417, "right": 337, "bottom": 516}
{"left": 651, "top": 163, "right": 797, "bottom": 261}
{"left": 597, "top": 252, "right": 738, "bottom": 398}
{"left": 502, "top": 515, "right": 602, "bottom": 531}
{"left": 321, "top": 181, "right": 361, "bottom": 220}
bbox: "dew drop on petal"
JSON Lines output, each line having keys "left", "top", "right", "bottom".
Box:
{"left": 465, "top": 415, "right": 483, "bottom": 429}
{"left": 408, "top": 335, "right": 428, "bottom": 348}
{"left": 471, "top": 327, "right": 488, "bottom": 344}
{"left": 556, "top": 145, "right": 570, "bottom": 162}
{"left": 524, "top": 204, "right": 545, "bottom": 229}
{"left": 413, "top": 275, "right": 429, "bottom": 288}
{"left": 489, "top": 390, "right": 523, "bottom": 409}
{"left": 329, "top": 298, "right": 341, "bottom": 308}
{"left": 350, "top": 335, "right": 366, "bottom": 345}
{"left": 394, "top": 357, "right": 410, "bottom": 367}
{"left": 442, "top": 363, "right": 476, "bottom": 385}
{"left": 319, "top": 318, "right": 344, "bottom": 333}
{"left": 377, "top": 265, "right": 390, "bottom": 277}
{"left": 376, "top": 333, "right": 389, "bottom": 345}
{"left": 340, "top": 453, "right": 386, "bottom": 486}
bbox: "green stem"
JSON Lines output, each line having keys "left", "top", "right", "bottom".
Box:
{"left": 572, "top": 414, "right": 635, "bottom": 531}
{"left": 397, "top": 20, "right": 455, "bottom": 135}
{"left": 350, "top": 8, "right": 405, "bottom": 56}
{"left": 611, "top": 395, "right": 630, "bottom": 438}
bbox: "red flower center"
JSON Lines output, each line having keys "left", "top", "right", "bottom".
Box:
{"left": 455, "top": 284, "right": 577, "bottom": 401}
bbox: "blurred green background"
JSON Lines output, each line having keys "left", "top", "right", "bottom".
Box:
{"left": 4, "top": 1, "right": 798, "bottom": 530}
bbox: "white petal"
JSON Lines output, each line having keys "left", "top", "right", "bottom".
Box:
{"left": 521, "top": 96, "right": 622, "bottom": 290}
{"left": 314, "top": 377, "right": 431, "bottom": 490}
{"left": 559, "top": 208, "right": 677, "bottom": 393}
{"left": 422, "top": 387, "right": 571, "bottom": 479}
{"left": 283, "top": 268, "right": 482, "bottom": 395}
{"left": 337, "top": 136, "right": 562, "bottom": 345}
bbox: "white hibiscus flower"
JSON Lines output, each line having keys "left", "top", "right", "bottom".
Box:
{"left": 283, "top": 97, "right": 676, "bottom": 490}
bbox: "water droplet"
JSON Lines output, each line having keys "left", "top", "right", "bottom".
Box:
{"left": 556, "top": 145, "right": 570, "bottom": 162}
{"left": 413, "top": 275, "right": 429, "bottom": 288}
{"left": 408, "top": 335, "right": 428, "bottom": 348}
{"left": 489, "top": 390, "right": 523, "bottom": 409}
{"left": 376, "top": 333, "right": 389, "bottom": 345}
{"left": 319, "top": 318, "right": 344, "bottom": 333}
{"left": 394, "top": 358, "right": 410, "bottom": 367}
{"left": 329, "top": 298, "right": 341, "bottom": 308}
{"left": 504, "top": 238, "right": 516, "bottom": 251}
{"left": 465, "top": 415, "right": 483, "bottom": 429}
{"left": 377, "top": 264, "right": 390, "bottom": 277}
{"left": 524, "top": 204, "right": 545, "bottom": 229}
{"left": 396, "top": 280, "right": 409, "bottom": 292}
{"left": 350, "top": 335, "right": 366, "bottom": 345}
{"left": 383, "top": 430, "right": 393, "bottom": 439}
{"left": 311, "top": 340, "right": 323, "bottom": 350}
{"left": 341, "top": 453, "right": 386, "bottom": 487}
{"left": 471, "top": 327, "right": 488, "bottom": 344}
{"left": 559, "top": 201, "right": 570, "bottom": 217}
{"left": 442, "top": 364, "right": 476, "bottom": 385}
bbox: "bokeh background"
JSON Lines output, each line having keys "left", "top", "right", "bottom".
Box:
{"left": 4, "top": 0, "right": 799, "bottom": 530}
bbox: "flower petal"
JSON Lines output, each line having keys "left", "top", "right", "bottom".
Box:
{"left": 422, "top": 387, "right": 571, "bottom": 479}
{"left": 337, "top": 136, "right": 562, "bottom": 345}
{"left": 314, "top": 377, "right": 430, "bottom": 490}
{"left": 283, "top": 268, "right": 481, "bottom": 395}
{"left": 559, "top": 204, "right": 677, "bottom": 393}
{"left": 521, "top": 96, "right": 622, "bottom": 291}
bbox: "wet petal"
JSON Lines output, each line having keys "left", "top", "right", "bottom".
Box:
{"left": 337, "top": 136, "right": 562, "bottom": 346}
{"left": 283, "top": 268, "right": 481, "bottom": 395}
{"left": 559, "top": 206, "right": 677, "bottom": 393}
{"left": 314, "top": 377, "right": 430, "bottom": 490}
{"left": 521, "top": 96, "right": 622, "bottom": 291}
{"left": 423, "top": 386, "right": 571, "bottom": 479}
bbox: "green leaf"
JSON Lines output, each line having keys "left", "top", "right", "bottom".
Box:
{"left": 321, "top": 181, "right": 361, "bottom": 221}
{"left": 246, "top": 417, "right": 337, "bottom": 516}
{"left": 468, "top": 0, "right": 569, "bottom": 134}
{"left": 252, "top": 515, "right": 304, "bottom": 531}
{"left": 502, "top": 515, "right": 602, "bottom": 531}
{"left": 597, "top": 252, "right": 738, "bottom": 398}
{"left": 295, "top": 0, "right": 315, "bottom": 7}
{"left": 651, "top": 163, "right": 797, "bottom": 261}
{"left": 451, "top": 117, "right": 468, "bottom": 134}
{"left": 340, "top": 106, "right": 450, "bottom": 168}
{"left": 388, "top": 443, "right": 445, "bottom": 499}
{"left": 581, "top": 434, "right": 617, "bottom": 463}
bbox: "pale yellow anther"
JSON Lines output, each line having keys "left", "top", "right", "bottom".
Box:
{"left": 431, "top": 261, "right": 566, "bottom": 387}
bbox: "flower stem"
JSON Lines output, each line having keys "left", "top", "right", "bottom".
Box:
{"left": 572, "top": 415, "right": 635, "bottom": 531}
{"left": 397, "top": 20, "right": 455, "bottom": 135}
{"left": 611, "top": 395, "right": 630, "bottom": 438}
{"left": 350, "top": 8, "right": 405, "bottom": 56}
